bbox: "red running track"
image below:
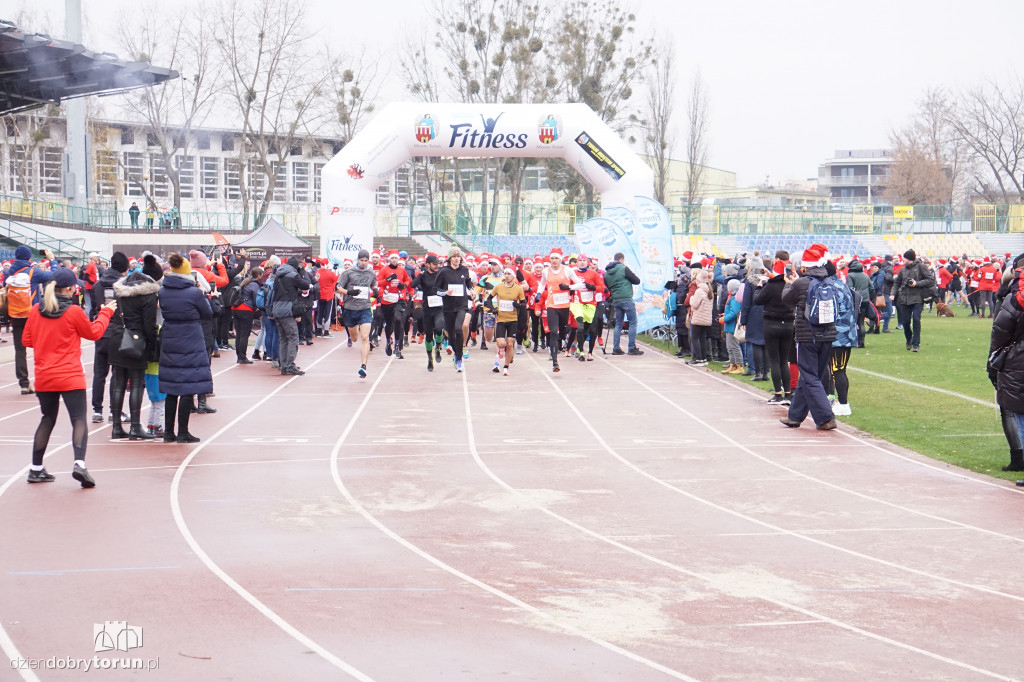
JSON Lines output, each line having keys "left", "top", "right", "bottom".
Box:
{"left": 0, "top": 337, "right": 1022, "bottom": 681}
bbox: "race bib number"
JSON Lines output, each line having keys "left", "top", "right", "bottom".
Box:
{"left": 498, "top": 299, "right": 514, "bottom": 312}
{"left": 427, "top": 295, "right": 443, "bottom": 308}
{"left": 985, "top": 272, "right": 994, "bottom": 280}
{"left": 595, "top": 292, "right": 604, "bottom": 302}
{"left": 579, "top": 290, "right": 594, "bottom": 303}
{"left": 383, "top": 292, "right": 400, "bottom": 303}
{"left": 447, "top": 284, "right": 465, "bottom": 297}
{"left": 552, "top": 292, "right": 570, "bottom": 306}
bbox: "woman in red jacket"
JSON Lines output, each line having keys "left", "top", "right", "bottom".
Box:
{"left": 22, "top": 268, "right": 116, "bottom": 488}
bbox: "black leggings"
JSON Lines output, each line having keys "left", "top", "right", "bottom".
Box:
{"left": 110, "top": 365, "right": 146, "bottom": 426}
{"left": 763, "top": 319, "right": 794, "bottom": 394}
{"left": 33, "top": 389, "right": 88, "bottom": 467}
{"left": 423, "top": 308, "right": 444, "bottom": 354}
{"left": 827, "top": 346, "right": 852, "bottom": 404}
{"left": 690, "top": 325, "right": 709, "bottom": 362}
{"left": 381, "top": 303, "right": 405, "bottom": 349}
{"left": 165, "top": 394, "right": 195, "bottom": 438}
{"left": 547, "top": 307, "right": 571, "bottom": 363}
{"left": 443, "top": 309, "right": 468, "bottom": 359}
{"left": 233, "top": 309, "right": 255, "bottom": 360}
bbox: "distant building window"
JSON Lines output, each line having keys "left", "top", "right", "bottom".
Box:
{"left": 146, "top": 132, "right": 160, "bottom": 147}
{"left": 292, "top": 162, "right": 309, "bottom": 202}
{"left": 120, "top": 129, "right": 134, "bottom": 146}
{"left": 221, "top": 135, "right": 234, "bottom": 152}
{"left": 95, "top": 151, "right": 118, "bottom": 196}
{"left": 332, "top": 141, "right": 344, "bottom": 155}
{"left": 224, "top": 159, "right": 240, "bottom": 200}
{"left": 313, "top": 162, "right": 324, "bottom": 203}
{"left": 523, "top": 167, "right": 549, "bottom": 191}
{"left": 200, "top": 157, "right": 219, "bottom": 199}
{"left": 290, "top": 144, "right": 302, "bottom": 156}
{"left": 122, "top": 151, "right": 144, "bottom": 196}
{"left": 197, "top": 133, "right": 210, "bottom": 150}
{"left": 149, "top": 154, "right": 169, "bottom": 197}
{"left": 176, "top": 155, "right": 195, "bottom": 199}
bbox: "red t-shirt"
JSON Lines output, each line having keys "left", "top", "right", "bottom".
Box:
{"left": 317, "top": 268, "right": 339, "bottom": 301}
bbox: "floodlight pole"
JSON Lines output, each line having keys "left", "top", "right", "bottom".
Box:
{"left": 64, "top": 0, "right": 89, "bottom": 205}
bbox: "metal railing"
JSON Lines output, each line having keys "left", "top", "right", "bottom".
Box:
{"left": 0, "top": 215, "right": 88, "bottom": 259}
{"left": 817, "top": 174, "right": 890, "bottom": 187}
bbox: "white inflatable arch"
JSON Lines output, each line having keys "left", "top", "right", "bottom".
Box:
{"left": 319, "top": 101, "right": 654, "bottom": 262}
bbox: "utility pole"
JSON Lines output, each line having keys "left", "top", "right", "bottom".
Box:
{"left": 64, "top": 0, "right": 89, "bottom": 205}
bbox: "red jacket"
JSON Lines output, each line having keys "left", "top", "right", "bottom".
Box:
{"left": 317, "top": 268, "right": 339, "bottom": 301}
{"left": 376, "top": 264, "right": 411, "bottom": 306}
{"left": 978, "top": 265, "right": 1001, "bottom": 292}
{"left": 574, "top": 268, "right": 604, "bottom": 305}
{"left": 23, "top": 303, "right": 113, "bottom": 392}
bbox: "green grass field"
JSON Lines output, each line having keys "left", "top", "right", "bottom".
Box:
{"left": 640, "top": 306, "right": 1020, "bottom": 482}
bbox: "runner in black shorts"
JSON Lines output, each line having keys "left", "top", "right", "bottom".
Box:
{"left": 486, "top": 267, "right": 526, "bottom": 376}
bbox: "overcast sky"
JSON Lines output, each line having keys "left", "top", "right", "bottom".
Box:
{"left": 17, "top": 0, "right": 1024, "bottom": 187}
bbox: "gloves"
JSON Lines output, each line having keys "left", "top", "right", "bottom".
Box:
{"left": 347, "top": 288, "right": 361, "bottom": 297}
{"left": 516, "top": 271, "right": 525, "bottom": 282}
{"left": 397, "top": 282, "right": 406, "bottom": 290}
{"left": 585, "top": 283, "right": 597, "bottom": 291}
{"left": 483, "top": 281, "right": 495, "bottom": 290}
{"left": 385, "top": 274, "right": 396, "bottom": 282}
{"left": 558, "top": 283, "right": 570, "bottom": 291}
{"left": 437, "top": 290, "right": 447, "bottom": 297}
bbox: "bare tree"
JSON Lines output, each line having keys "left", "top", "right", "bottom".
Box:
{"left": 546, "top": 0, "right": 652, "bottom": 210}
{"left": 0, "top": 108, "right": 59, "bottom": 199}
{"left": 884, "top": 131, "right": 952, "bottom": 205}
{"left": 641, "top": 37, "right": 675, "bottom": 205}
{"left": 684, "top": 69, "right": 710, "bottom": 229}
{"left": 326, "top": 48, "right": 383, "bottom": 145}
{"left": 215, "top": 0, "right": 331, "bottom": 228}
{"left": 947, "top": 78, "right": 1024, "bottom": 203}
{"left": 115, "top": 3, "right": 219, "bottom": 214}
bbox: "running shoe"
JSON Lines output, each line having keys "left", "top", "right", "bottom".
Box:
{"left": 72, "top": 463, "right": 95, "bottom": 488}
{"left": 463, "top": 349, "right": 469, "bottom": 359}
{"left": 395, "top": 349, "right": 404, "bottom": 359}
{"left": 92, "top": 411, "right": 103, "bottom": 424}
{"left": 27, "top": 468, "right": 55, "bottom": 483}
{"left": 578, "top": 353, "right": 586, "bottom": 362}
{"left": 766, "top": 394, "right": 786, "bottom": 405}
{"left": 586, "top": 352, "right": 593, "bottom": 361}
{"left": 435, "top": 348, "right": 442, "bottom": 363}
{"left": 386, "top": 342, "right": 393, "bottom": 356}
{"left": 502, "top": 367, "right": 509, "bottom": 376}
{"left": 515, "top": 345, "right": 523, "bottom": 355}
{"left": 347, "top": 339, "right": 353, "bottom": 348}
{"left": 492, "top": 365, "right": 500, "bottom": 373}
{"left": 832, "top": 402, "right": 852, "bottom": 416}
{"left": 358, "top": 365, "right": 367, "bottom": 378}
{"left": 456, "top": 359, "right": 464, "bottom": 373}
{"left": 427, "top": 360, "right": 434, "bottom": 372}
{"left": 552, "top": 361, "right": 560, "bottom": 373}
{"left": 446, "top": 346, "right": 453, "bottom": 356}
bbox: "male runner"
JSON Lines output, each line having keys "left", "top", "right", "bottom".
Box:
{"left": 488, "top": 267, "right": 527, "bottom": 375}
{"left": 411, "top": 254, "right": 446, "bottom": 371}
{"left": 476, "top": 257, "right": 505, "bottom": 372}
{"left": 536, "top": 249, "right": 585, "bottom": 372}
{"left": 377, "top": 250, "right": 411, "bottom": 358}
{"left": 336, "top": 249, "right": 379, "bottom": 378}
{"left": 570, "top": 253, "right": 603, "bottom": 361}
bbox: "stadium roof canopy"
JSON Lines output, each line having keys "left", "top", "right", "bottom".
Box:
{"left": 0, "top": 19, "right": 178, "bottom": 115}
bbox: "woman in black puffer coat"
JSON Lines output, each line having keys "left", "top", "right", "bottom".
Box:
{"left": 107, "top": 260, "right": 160, "bottom": 440}
{"left": 989, "top": 262, "right": 1024, "bottom": 475}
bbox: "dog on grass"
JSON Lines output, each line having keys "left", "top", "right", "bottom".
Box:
{"left": 936, "top": 301, "right": 955, "bottom": 317}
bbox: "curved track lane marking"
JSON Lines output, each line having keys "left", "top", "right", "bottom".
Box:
{"left": 651, "top": 343, "right": 1024, "bottom": 496}
{"left": 599, "top": 352, "right": 1024, "bottom": 545}
{"left": 473, "top": 358, "right": 1015, "bottom": 675}
{"left": 169, "top": 343, "right": 375, "bottom": 682}
{"left": 0, "top": 363, "right": 236, "bottom": 681}
{"left": 329, "top": 359, "right": 698, "bottom": 682}
{"left": 553, "top": 352, "right": 1024, "bottom": 600}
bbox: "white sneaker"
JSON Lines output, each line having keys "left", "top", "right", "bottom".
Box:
{"left": 832, "top": 402, "right": 852, "bottom": 416}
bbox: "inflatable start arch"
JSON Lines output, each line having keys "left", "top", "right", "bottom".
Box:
{"left": 320, "top": 101, "right": 675, "bottom": 331}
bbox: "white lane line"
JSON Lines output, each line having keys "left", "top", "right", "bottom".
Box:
{"left": 0, "top": 363, "right": 236, "bottom": 682}
{"left": 645, "top": 345, "right": 1024, "bottom": 496}
{"left": 328, "top": 362, "right": 698, "bottom": 681}
{"left": 504, "top": 355, "right": 1017, "bottom": 680}
{"left": 717, "top": 527, "right": 970, "bottom": 537}
{"left": 169, "top": 342, "right": 374, "bottom": 682}
{"left": 847, "top": 366, "right": 997, "bottom": 408}
{"left": 590, "top": 354, "right": 1024, "bottom": 595}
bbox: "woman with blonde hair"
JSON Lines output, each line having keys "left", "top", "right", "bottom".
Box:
{"left": 22, "top": 267, "right": 116, "bottom": 487}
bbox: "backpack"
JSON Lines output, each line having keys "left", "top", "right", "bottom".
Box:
{"left": 805, "top": 276, "right": 838, "bottom": 326}
{"left": 260, "top": 279, "right": 276, "bottom": 313}
{"left": 5, "top": 267, "right": 33, "bottom": 318}
{"left": 229, "top": 286, "right": 244, "bottom": 308}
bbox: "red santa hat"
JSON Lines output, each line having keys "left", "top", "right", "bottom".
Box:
{"left": 682, "top": 251, "right": 693, "bottom": 261}
{"left": 801, "top": 244, "right": 828, "bottom": 267}
{"left": 549, "top": 248, "right": 563, "bottom": 260}
{"left": 387, "top": 250, "right": 400, "bottom": 259}
{"left": 772, "top": 259, "right": 788, "bottom": 275}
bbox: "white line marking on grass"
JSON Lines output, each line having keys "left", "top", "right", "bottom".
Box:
{"left": 169, "top": 343, "right": 375, "bottom": 681}
{"left": 328, "top": 362, "right": 699, "bottom": 681}
{"left": 847, "top": 366, "right": 997, "bottom": 408}
{"left": 639, "top": 344, "right": 1024, "bottom": 500}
